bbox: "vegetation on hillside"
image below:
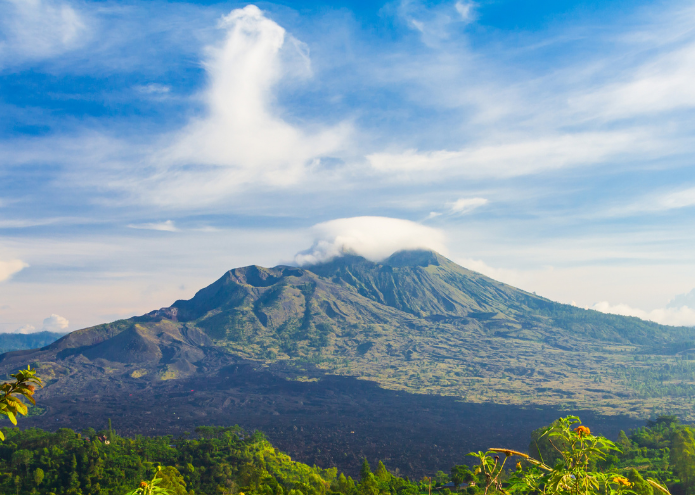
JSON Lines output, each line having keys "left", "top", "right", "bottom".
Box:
{"left": 0, "top": 414, "right": 693, "bottom": 495}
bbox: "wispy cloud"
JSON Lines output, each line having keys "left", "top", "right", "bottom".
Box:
{"left": 128, "top": 220, "right": 178, "bottom": 232}
{"left": 135, "top": 83, "right": 171, "bottom": 96}
{"left": 367, "top": 131, "right": 662, "bottom": 180}
{"left": 454, "top": 2, "right": 476, "bottom": 22}
{"left": 592, "top": 300, "right": 695, "bottom": 327}
{"left": 448, "top": 197, "right": 487, "bottom": 214}
{"left": 605, "top": 186, "right": 695, "bottom": 217}
{"left": 0, "top": 0, "right": 89, "bottom": 67}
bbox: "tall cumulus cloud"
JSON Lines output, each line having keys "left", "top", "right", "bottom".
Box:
{"left": 151, "top": 5, "right": 349, "bottom": 206}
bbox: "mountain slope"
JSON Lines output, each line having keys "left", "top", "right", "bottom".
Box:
{"left": 0, "top": 331, "right": 64, "bottom": 354}
{"left": 2, "top": 250, "right": 694, "bottom": 422}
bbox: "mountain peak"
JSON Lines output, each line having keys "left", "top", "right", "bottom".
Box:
{"left": 383, "top": 249, "right": 442, "bottom": 267}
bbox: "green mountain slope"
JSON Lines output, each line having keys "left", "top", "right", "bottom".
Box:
{"left": 2, "top": 250, "right": 695, "bottom": 420}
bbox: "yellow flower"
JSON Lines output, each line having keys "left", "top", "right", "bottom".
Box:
{"left": 612, "top": 477, "right": 631, "bottom": 487}
{"left": 574, "top": 426, "right": 591, "bottom": 437}
{"left": 516, "top": 462, "right": 522, "bottom": 471}
{"left": 140, "top": 481, "right": 148, "bottom": 488}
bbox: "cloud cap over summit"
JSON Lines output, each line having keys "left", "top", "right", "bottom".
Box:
{"left": 294, "top": 217, "right": 447, "bottom": 265}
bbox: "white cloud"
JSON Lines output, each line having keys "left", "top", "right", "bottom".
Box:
{"left": 606, "top": 186, "right": 695, "bottom": 217}
{"left": 569, "top": 39, "right": 695, "bottom": 121}
{"left": 128, "top": 220, "right": 178, "bottom": 232}
{"left": 657, "top": 187, "right": 695, "bottom": 210}
{"left": 592, "top": 301, "right": 695, "bottom": 327}
{"left": 367, "top": 131, "right": 657, "bottom": 180}
{"left": 42, "top": 313, "right": 69, "bottom": 332}
{"left": 294, "top": 216, "right": 447, "bottom": 265}
{"left": 395, "top": 0, "right": 476, "bottom": 46}
{"left": 135, "top": 83, "right": 171, "bottom": 95}
{"left": 15, "top": 324, "right": 36, "bottom": 334}
{"left": 0, "top": 0, "right": 89, "bottom": 66}
{"left": 455, "top": 2, "right": 476, "bottom": 22}
{"left": 448, "top": 197, "right": 487, "bottom": 214}
{"left": 151, "top": 5, "right": 349, "bottom": 205}
{"left": 0, "top": 259, "right": 28, "bottom": 282}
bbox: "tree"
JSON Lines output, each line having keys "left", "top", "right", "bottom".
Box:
{"left": 617, "top": 431, "right": 632, "bottom": 452}
{"left": 360, "top": 458, "right": 372, "bottom": 481}
{"left": 435, "top": 470, "right": 449, "bottom": 485}
{"left": 451, "top": 465, "right": 475, "bottom": 489}
{"left": 0, "top": 366, "right": 42, "bottom": 439}
{"left": 155, "top": 466, "right": 187, "bottom": 495}
{"left": 12, "top": 449, "right": 33, "bottom": 477}
{"left": 34, "top": 467, "right": 44, "bottom": 486}
{"left": 336, "top": 473, "right": 354, "bottom": 493}
{"left": 375, "top": 461, "right": 390, "bottom": 482}
{"left": 358, "top": 459, "right": 378, "bottom": 495}
{"left": 671, "top": 428, "right": 695, "bottom": 495}
{"left": 358, "top": 475, "right": 379, "bottom": 495}
{"left": 627, "top": 468, "right": 653, "bottom": 495}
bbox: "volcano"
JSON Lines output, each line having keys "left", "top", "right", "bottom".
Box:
{"left": 1, "top": 250, "right": 691, "bottom": 476}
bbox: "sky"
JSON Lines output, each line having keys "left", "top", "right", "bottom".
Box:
{"left": 1, "top": 0, "right": 695, "bottom": 333}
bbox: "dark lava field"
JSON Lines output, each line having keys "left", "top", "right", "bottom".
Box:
{"left": 24, "top": 362, "right": 641, "bottom": 478}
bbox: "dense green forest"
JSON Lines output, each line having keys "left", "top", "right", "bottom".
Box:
{"left": 0, "top": 415, "right": 694, "bottom": 495}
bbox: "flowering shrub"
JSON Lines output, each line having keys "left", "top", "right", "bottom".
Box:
{"left": 469, "top": 416, "right": 673, "bottom": 495}
{"left": 125, "top": 466, "right": 175, "bottom": 495}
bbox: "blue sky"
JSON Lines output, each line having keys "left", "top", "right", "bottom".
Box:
{"left": 1, "top": 0, "right": 695, "bottom": 333}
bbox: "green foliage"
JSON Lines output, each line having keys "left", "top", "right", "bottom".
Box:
{"left": 451, "top": 465, "right": 475, "bottom": 488}
{"left": 0, "top": 425, "right": 358, "bottom": 495}
{"left": 0, "top": 414, "right": 692, "bottom": 495}
{"left": 34, "top": 467, "right": 45, "bottom": 486}
{"left": 375, "top": 461, "right": 389, "bottom": 482}
{"left": 470, "top": 416, "right": 672, "bottom": 495}
{"left": 0, "top": 366, "right": 42, "bottom": 439}
{"left": 627, "top": 468, "right": 653, "bottom": 495}
{"left": 360, "top": 459, "right": 372, "bottom": 481}
{"left": 529, "top": 419, "right": 569, "bottom": 467}
{"left": 124, "top": 465, "right": 189, "bottom": 495}
{"left": 671, "top": 428, "right": 695, "bottom": 495}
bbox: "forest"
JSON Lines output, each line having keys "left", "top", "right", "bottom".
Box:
{"left": 0, "top": 414, "right": 693, "bottom": 495}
